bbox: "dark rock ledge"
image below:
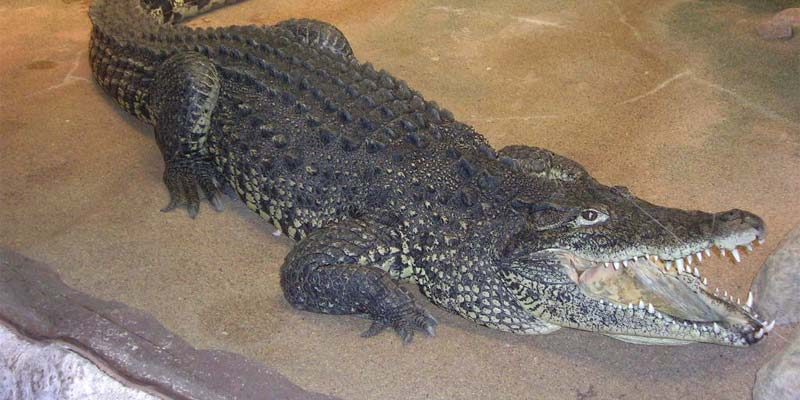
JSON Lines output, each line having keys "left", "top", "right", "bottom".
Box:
{"left": 0, "top": 248, "right": 339, "bottom": 400}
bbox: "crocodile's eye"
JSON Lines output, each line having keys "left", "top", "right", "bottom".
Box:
{"left": 576, "top": 209, "right": 608, "bottom": 226}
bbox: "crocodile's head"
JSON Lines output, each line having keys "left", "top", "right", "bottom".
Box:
{"left": 498, "top": 146, "right": 772, "bottom": 346}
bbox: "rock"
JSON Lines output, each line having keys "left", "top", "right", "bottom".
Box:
{"left": 757, "top": 19, "right": 793, "bottom": 40}
{"left": 751, "top": 225, "right": 800, "bottom": 326}
{"left": 753, "top": 332, "right": 800, "bottom": 400}
{"left": 0, "top": 248, "right": 339, "bottom": 400}
{"left": 0, "top": 325, "right": 158, "bottom": 400}
{"left": 758, "top": 8, "right": 800, "bottom": 40}
{"left": 774, "top": 8, "right": 800, "bottom": 26}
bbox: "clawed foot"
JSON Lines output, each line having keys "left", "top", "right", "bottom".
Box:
{"left": 161, "top": 160, "right": 225, "bottom": 218}
{"left": 361, "top": 303, "right": 438, "bottom": 344}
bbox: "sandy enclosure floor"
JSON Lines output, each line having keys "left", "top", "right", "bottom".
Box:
{"left": 2, "top": 0, "right": 800, "bottom": 399}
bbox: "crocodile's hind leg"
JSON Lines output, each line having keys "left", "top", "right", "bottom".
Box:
{"left": 280, "top": 218, "right": 437, "bottom": 343}
{"left": 274, "top": 19, "right": 356, "bottom": 61}
{"left": 150, "top": 51, "right": 225, "bottom": 218}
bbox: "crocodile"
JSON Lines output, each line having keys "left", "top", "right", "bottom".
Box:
{"left": 89, "top": 0, "right": 774, "bottom": 346}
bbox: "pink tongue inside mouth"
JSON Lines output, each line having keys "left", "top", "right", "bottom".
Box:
{"left": 577, "top": 260, "right": 723, "bottom": 322}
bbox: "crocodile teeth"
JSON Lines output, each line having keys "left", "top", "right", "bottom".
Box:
{"left": 720, "top": 248, "right": 726, "bottom": 257}
{"left": 664, "top": 261, "right": 672, "bottom": 271}
{"left": 713, "top": 323, "right": 720, "bottom": 333}
{"left": 647, "top": 303, "right": 655, "bottom": 314}
{"left": 693, "top": 267, "right": 700, "bottom": 277}
{"left": 622, "top": 260, "right": 629, "bottom": 267}
{"left": 745, "top": 244, "right": 753, "bottom": 253}
{"left": 638, "top": 300, "right": 645, "bottom": 309}
{"left": 765, "top": 320, "right": 776, "bottom": 332}
{"left": 705, "top": 248, "right": 712, "bottom": 257}
{"left": 676, "top": 258, "right": 685, "bottom": 270}
{"left": 702, "top": 277, "right": 708, "bottom": 285}
{"left": 754, "top": 328, "right": 765, "bottom": 339}
{"left": 746, "top": 291, "right": 754, "bottom": 308}
{"left": 686, "top": 255, "right": 693, "bottom": 265}
{"left": 613, "top": 261, "right": 620, "bottom": 270}
{"left": 731, "top": 248, "right": 741, "bottom": 263}
{"left": 758, "top": 238, "right": 766, "bottom": 245}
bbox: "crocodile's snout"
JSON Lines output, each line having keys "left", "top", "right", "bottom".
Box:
{"left": 714, "top": 209, "right": 766, "bottom": 241}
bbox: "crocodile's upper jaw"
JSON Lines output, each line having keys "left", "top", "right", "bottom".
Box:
{"left": 548, "top": 232, "right": 774, "bottom": 346}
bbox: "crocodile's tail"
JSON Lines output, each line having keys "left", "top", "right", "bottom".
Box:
{"left": 139, "top": 0, "right": 247, "bottom": 24}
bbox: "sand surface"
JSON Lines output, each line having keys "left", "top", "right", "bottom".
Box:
{"left": 1, "top": 0, "right": 799, "bottom": 398}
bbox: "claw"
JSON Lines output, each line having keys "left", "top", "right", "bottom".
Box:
{"left": 209, "top": 193, "right": 225, "bottom": 212}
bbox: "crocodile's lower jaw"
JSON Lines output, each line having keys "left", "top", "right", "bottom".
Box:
{"left": 553, "top": 245, "right": 774, "bottom": 345}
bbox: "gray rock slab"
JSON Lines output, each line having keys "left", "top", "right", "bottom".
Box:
{"left": 751, "top": 225, "right": 800, "bottom": 326}
{"left": 0, "top": 248, "right": 339, "bottom": 400}
{"left": 0, "top": 324, "right": 158, "bottom": 400}
{"left": 753, "top": 331, "right": 800, "bottom": 400}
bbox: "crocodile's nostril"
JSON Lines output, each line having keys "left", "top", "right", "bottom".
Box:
{"left": 717, "top": 209, "right": 743, "bottom": 223}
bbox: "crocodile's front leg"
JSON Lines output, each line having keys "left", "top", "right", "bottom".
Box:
{"left": 280, "top": 218, "right": 437, "bottom": 343}
{"left": 150, "top": 51, "right": 225, "bottom": 218}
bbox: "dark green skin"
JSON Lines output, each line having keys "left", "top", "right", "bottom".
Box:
{"left": 89, "top": 0, "right": 767, "bottom": 346}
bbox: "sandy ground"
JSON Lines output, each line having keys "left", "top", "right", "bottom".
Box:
{"left": 1, "top": 0, "right": 799, "bottom": 399}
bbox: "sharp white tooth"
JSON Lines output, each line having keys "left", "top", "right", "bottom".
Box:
{"left": 687, "top": 255, "right": 693, "bottom": 265}
{"left": 702, "top": 277, "right": 708, "bottom": 285}
{"left": 622, "top": 260, "right": 629, "bottom": 267}
{"left": 647, "top": 303, "right": 655, "bottom": 314}
{"left": 654, "top": 255, "right": 659, "bottom": 261}
{"left": 628, "top": 303, "right": 633, "bottom": 310}
{"left": 732, "top": 248, "right": 741, "bottom": 263}
{"left": 696, "top": 252, "right": 703, "bottom": 262}
{"left": 765, "top": 320, "right": 775, "bottom": 332}
{"left": 604, "top": 262, "right": 610, "bottom": 268}
{"left": 746, "top": 292, "right": 754, "bottom": 308}
{"left": 693, "top": 323, "right": 698, "bottom": 330}
{"left": 676, "top": 258, "right": 685, "bottom": 270}
{"left": 665, "top": 261, "right": 673, "bottom": 271}
{"left": 713, "top": 323, "right": 720, "bottom": 333}
{"left": 754, "top": 328, "right": 765, "bottom": 339}
{"left": 746, "top": 244, "right": 753, "bottom": 253}
{"left": 729, "top": 295, "right": 734, "bottom": 302}
{"left": 715, "top": 288, "right": 719, "bottom": 294}
{"left": 613, "top": 261, "right": 620, "bottom": 270}
{"left": 758, "top": 238, "right": 765, "bottom": 245}
{"left": 737, "top": 297, "right": 741, "bottom": 305}
{"left": 639, "top": 300, "right": 645, "bottom": 309}
{"left": 724, "top": 290, "right": 728, "bottom": 297}
{"left": 693, "top": 267, "right": 700, "bottom": 277}
{"left": 705, "top": 248, "right": 712, "bottom": 257}
{"left": 720, "top": 248, "right": 726, "bottom": 257}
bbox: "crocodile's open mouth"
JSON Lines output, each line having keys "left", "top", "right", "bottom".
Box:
{"left": 554, "top": 236, "right": 774, "bottom": 345}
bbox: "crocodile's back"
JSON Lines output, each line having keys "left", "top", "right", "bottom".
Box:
{"left": 89, "top": 0, "right": 514, "bottom": 244}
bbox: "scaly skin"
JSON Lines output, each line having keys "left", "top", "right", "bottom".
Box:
{"left": 89, "top": 0, "right": 772, "bottom": 346}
